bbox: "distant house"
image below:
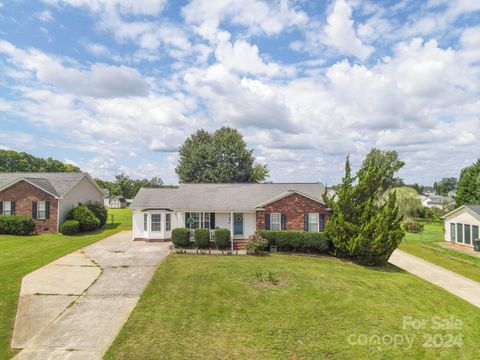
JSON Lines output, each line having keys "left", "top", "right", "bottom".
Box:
{"left": 443, "top": 205, "right": 480, "bottom": 247}
{"left": 104, "top": 196, "right": 127, "bottom": 209}
{"left": 0, "top": 172, "right": 104, "bottom": 233}
{"left": 131, "top": 183, "right": 330, "bottom": 249}
{"left": 422, "top": 195, "right": 454, "bottom": 209}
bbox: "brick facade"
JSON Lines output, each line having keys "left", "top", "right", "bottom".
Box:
{"left": 0, "top": 180, "right": 58, "bottom": 233}
{"left": 256, "top": 193, "right": 330, "bottom": 231}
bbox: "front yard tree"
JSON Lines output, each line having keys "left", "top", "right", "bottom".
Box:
{"left": 325, "top": 149, "right": 405, "bottom": 266}
{"left": 455, "top": 159, "right": 480, "bottom": 206}
{"left": 176, "top": 127, "right": 269, "bottom": 183}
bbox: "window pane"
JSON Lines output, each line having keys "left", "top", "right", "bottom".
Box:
{"left": 191, "top": 213, "right": 200, "bottom": 229}
{"left": 473, "top": 226, "right": 479, "bottom": 241}
{"left": 457, "top": 223, "right": 463, "bottom": 243}
{"left": 3, "top": 201, "right": 11, "bottom": 215}
{"left": 203, "top": 212, "right": 210, "bottom": 229}
{"left": 37, "top": 201, "right": 46, "bottom": 219}
{"left": 151, "top": 214, "right": 162, "bottom": 232}
{"left": 166, "top": 214, "right": 171, "bottom": 231}
{"left": 450, "top": 223, "right": 456, "bottom": 242}
{"left": 270, "top": 213, "right": 281, "bottom": 230}
{"left": 144, "top": 214, "right": 148, "bottom": 231}
{"left": 308, "top": 213, "right": 319, "bottom": 232}
{"left": 465, "top": 224, "right": 471, "bottom": 245}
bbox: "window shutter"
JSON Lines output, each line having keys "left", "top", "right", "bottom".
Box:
{"left": 265, "top": 213, "right": 270, "bottom": 230}
{"left": 46, "top": 201, "right": 50, "bottom": 219}
{"left": 210, "top": 213, "right": 215, "bottom": 229}
{"left": 281, "top": 213, "right": 286, "bottom": 230}
{"left": 319, "top": 214, "right": 325, "bottom": 232}
{"left": 304, "top": 213, "right": 308, "bottom": 231}
{"left": 185, "top": 212, "right": 190, "bottom": 228}
{"left": 0, "top": 202, "right": 3, "bottom": 214}
{"left": 11, "top": 201, "right": 15, "bottom": 214}
{"left": 32, "top": 202, "right": 37, "bottom": 219}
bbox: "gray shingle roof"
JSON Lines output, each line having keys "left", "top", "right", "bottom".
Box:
{"left": 132, "top": 183, "right": 326, "bottom": 211}
{"left": 0, "top": 172, "right": 88, "bottom": 197}
{"left": 466, "top": 205, "right": 480, "bottom": 216}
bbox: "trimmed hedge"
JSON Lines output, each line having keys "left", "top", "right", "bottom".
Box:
{"left": 172, "top": 227, "right": 190, "bottom": 248}
{"left": 0, "top": 214, "right": 36, "bottom": 235}
{"left": 86, "top": 203, "right": 108, "bottom": 227}
{"left": 215, "top": 228, "right": 231, "bottom": 250}
{"left": 194, "top": 228, "right": 210, "bottom": 248}
{"left": 60, "top": 220, "right": 80, "bottom": 235}
{"left": 256, "top": 230, "right": 330, "bottom": 253}
{"left": 70, "top": 205, "right": 100, "bottom": 232}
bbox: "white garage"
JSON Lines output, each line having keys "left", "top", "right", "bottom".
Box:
{"left": 443, "top": 205, "right": 480, "bottom": 247}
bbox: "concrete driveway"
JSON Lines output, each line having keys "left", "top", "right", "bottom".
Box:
{"left": 12, "top": 231, "right": 170, "bottom": 360}
{"left": 389, "top": 249, "right": 480, "bottom": 309}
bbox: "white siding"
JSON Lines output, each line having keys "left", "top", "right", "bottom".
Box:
{"left": 133, "top": 210, "right": 145, "bottom": 239}
{"left": 58, "top": 177, "right": 104, "bottom": 226}
{"left": 444, "top": 208, "right": 480, "bottom": 246}
{"left": 244, "top": 212, "right": 256, "bottom": 238}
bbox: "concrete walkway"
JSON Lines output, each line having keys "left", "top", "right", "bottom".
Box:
{"left": 12, "top": 231, "right": 170, "bottom": 360}
{"left": 389, "top": 249, "right": 480, "bottom": 309}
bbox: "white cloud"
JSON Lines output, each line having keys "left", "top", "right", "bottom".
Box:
{"left": 83, "top": 42, "right": 110, "bottom": 57}
{"left": 182, "top": 0, "right": 308, "bottom": 40}
{"left": 324, "top": 0, "right": 374, "bottom": 60}
{"left": 0, "top": 40, "right": 149, "bottom": 97}
{"left": 35, "top": 10, "right": 54, "bottom": 22}
{"left": 43, "top": 0, "right": 166, "bottom": 16}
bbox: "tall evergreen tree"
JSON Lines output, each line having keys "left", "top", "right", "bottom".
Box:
{"left": 455, "top": 160, "right": 480, "bottom": 206}
{"left": 325, "top": 149, "right": 405, "bottom": 265}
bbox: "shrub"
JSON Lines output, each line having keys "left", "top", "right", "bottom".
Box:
{"left": 194, "top": 228, "right": 210, "bottom": 248}
{"left": 86, "top": 203, "right": 108, "bottom": 226}
{"left": 172, "top": 227, "right": 190, "bottom": 248}
{"left": 245, "top": 234, "right": 268, "bottom": 255}
{"left": 256, "top": 230, "right": 330, "bottom": 253}
{"left": 60, "top": 220, "right": 80, "bottom": 235}
{"left": 71, "top": 205, "right": 100, "bottom": 232}
{"left": 0, "top": 215, "right": 35, "bottom": 235}
{"left": 403, "top": 220, "right": 424, "bottom": 233}
{"left": 214, "top": 228, "right": 231, "bottom": 250}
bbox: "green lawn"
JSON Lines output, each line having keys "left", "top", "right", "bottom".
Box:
{"left": 0, "top": 208, "right": 132, "bottom": 360}
{"left": 106, "top": 254, "right": 480, "bottom": 360}
{"left": 400, "top": 222, "right": 480, "bottom": 283}
{"left": 108, "top": 208, "right": 132, "bottom": 228}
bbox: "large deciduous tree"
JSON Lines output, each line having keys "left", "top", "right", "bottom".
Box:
{"left": 175, "top": 127, "right": 269, "bottom": 183}
{"left": 0, "top": 150, "right": 80, "bottom": 172}
{"left": 324, "top": 149, "right": 405, "bottom": 266}
{"left": 433, "top": 177, "right": 457, "bottom": 196}
{"left": 455, "top": 160, "right": 480, "bottom": 206}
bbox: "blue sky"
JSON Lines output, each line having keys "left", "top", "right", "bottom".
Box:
{"left": 0, "top": 0, "right": 479, "bottom": 185}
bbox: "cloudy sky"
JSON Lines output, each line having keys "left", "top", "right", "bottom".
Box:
{"left": 0, "top": 0, "right": 479, "bottom": 185}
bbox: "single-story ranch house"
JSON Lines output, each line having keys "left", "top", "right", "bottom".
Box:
{"left": 443, "top": 205, "right": 480, "bottom": 247}
{"left": 132, "top": 183, "right": 330, "bottom": 249}
{"left": 0, "top": 172, "right": 104, "bottom": 233}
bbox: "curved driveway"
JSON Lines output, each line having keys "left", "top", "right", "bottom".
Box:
{"left": 12, "top": 231, "right": 170, "bottom": 360}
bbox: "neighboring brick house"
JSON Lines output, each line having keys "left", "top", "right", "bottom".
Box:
{"left": 0, "top": 173, "right": 104, "bottom": 234}
{"left": 131, "top": 183, "right": 330, "bottom": 249}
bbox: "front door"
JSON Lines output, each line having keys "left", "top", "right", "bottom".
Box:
{"left": 234, "top": 213, "right": 244, "bottom": 237}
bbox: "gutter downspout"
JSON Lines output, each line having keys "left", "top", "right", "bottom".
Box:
{"left": 230, "top": 212, "right": 234, "bottom": 252}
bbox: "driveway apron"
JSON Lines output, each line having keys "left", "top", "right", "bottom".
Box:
{"left": 12, "top": 231, "right": 170, "bottom": 360}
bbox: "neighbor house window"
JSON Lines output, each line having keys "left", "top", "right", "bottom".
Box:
{"left": 166, "top": 214, "right": 171, "bottom": 231}
{"left": 457, "top": 223, "right": 463, "bottom": 243}
{"left": 2, "top": 201, "right": 12, "bottom": 215}
{"left": 270, "top": 213, "right": 281, "bottom": 230}
{"left": 308, "top": 213, "right": 319, "bottom": 232}
{"left": 151, "top": 214, "right": 162, "bottom": 232}
{"left": 144, "top": 214, "right": 148, "bottom": 232}
{"left": 473, "top": 225, "right": 479, "bottom": 242}
{"left": 464, "top": 224, "right": 471, "bottom": 245}
{"left": 450, "top": 223, "right": 456, "bottom": 242}
{"left": 37, "top": 201, "right": 46, "bottom": 220}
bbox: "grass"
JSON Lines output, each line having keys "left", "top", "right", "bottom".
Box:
{"left": 400, "top": 222, "right": 480, "bottom": 283}
{"left": 107, "top": 208, "right": 132, "bottom": 228}
{"left": 106, "top": 254, "right": 480, "bottom": 360}
{"left": 0, "top": 208, "right": 132, "bottom": 360}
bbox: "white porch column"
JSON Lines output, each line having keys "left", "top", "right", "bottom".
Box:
{"left": 230, "top": 212, "right": 234, "bottom": 252}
